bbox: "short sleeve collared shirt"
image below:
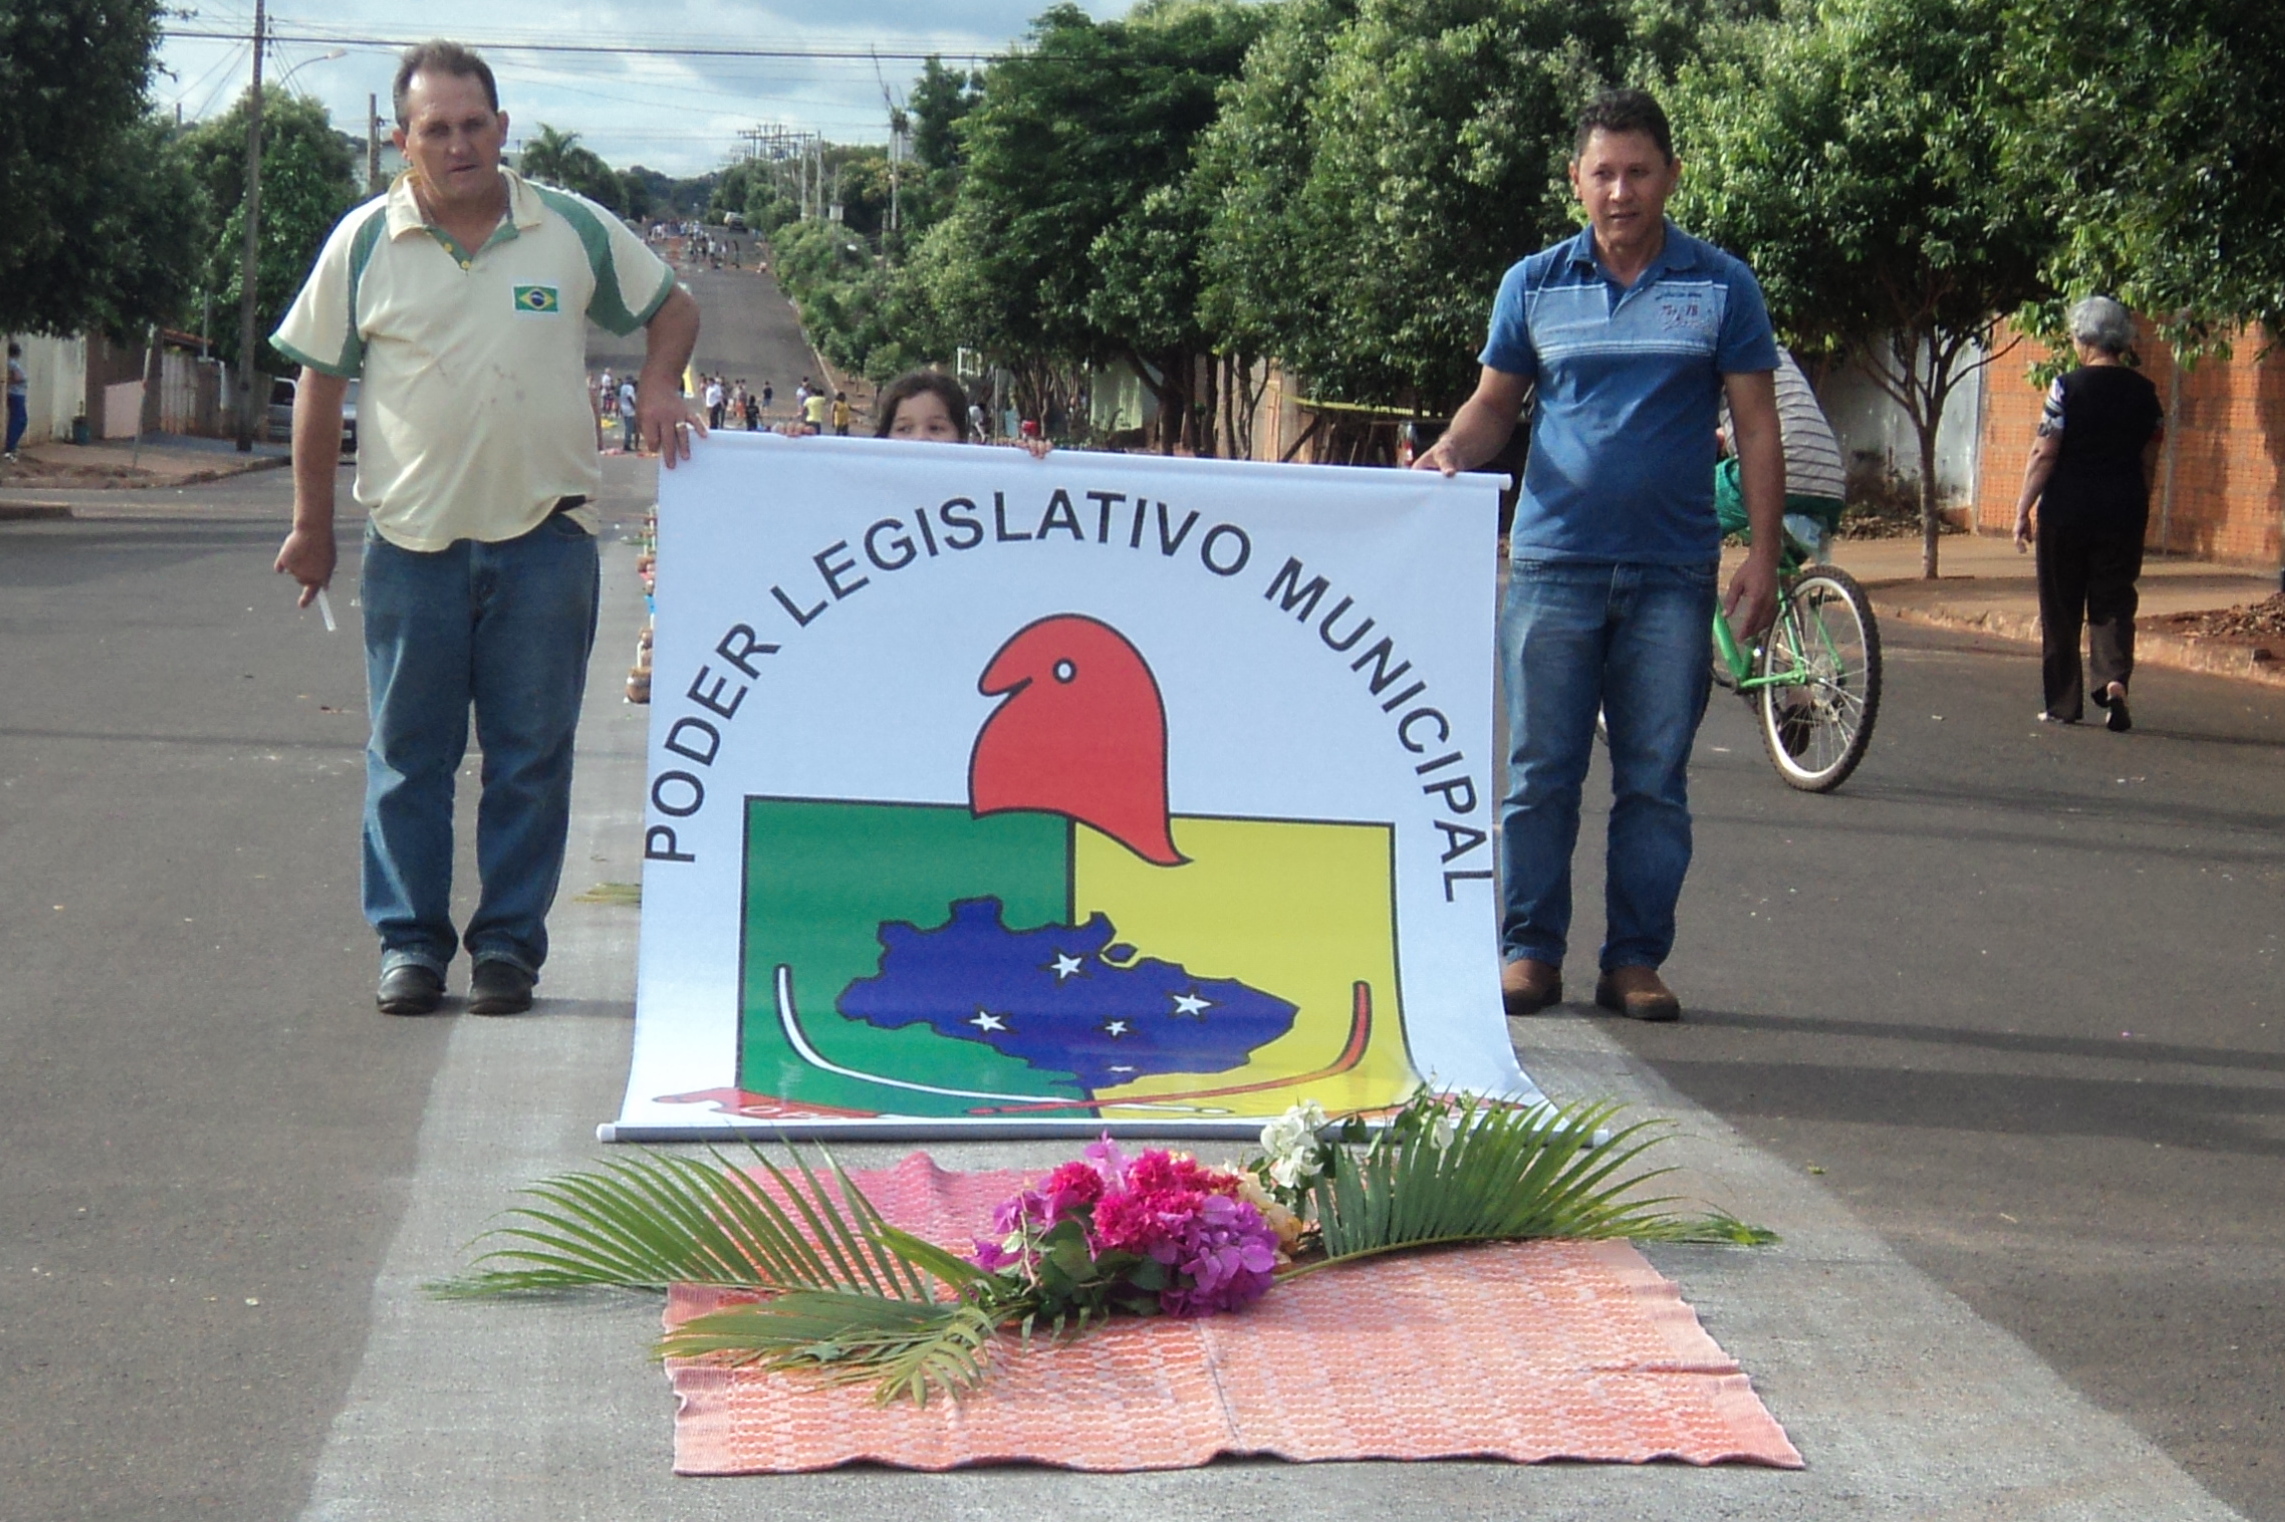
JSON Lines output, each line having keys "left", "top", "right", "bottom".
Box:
{"left": 273, "top": 169, "right": 673, "bottom": 550}
{"left": 1480, "top": 220, "right": 1779, "bottom": 563}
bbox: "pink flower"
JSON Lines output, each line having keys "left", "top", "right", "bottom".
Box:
{"left": 971, "top": 1138, "right": 1281, "bottom": 1316}
{"left": 1038, "top": 1160, "right": 1105, "bottom": 1221}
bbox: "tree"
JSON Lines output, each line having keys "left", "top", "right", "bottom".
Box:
{"left": 517, "top": 124, "right": 625, "bottom": 214}
{"left": 1199, "top": 0, "right": 1752, "bottom": 415}
{"left": 1674, "top": 0, "right": 2055, "bottom": 577}
{"left": 2002, "top": 0, "right": 2285, "bottom": 350}
{"left": 619, "top": 168, "right": 653, "bottom": 221}
{"left": 179, "top": 91, "right": 361, "bottom": 371}
{"left": 909, "top": 55, "right": 982, "bottom": 174}
{"left": 917, "top": 0, "right": 1269, "bottom": 448}
{"left": 0, "top": 0, "right": 202, "bottom": 337}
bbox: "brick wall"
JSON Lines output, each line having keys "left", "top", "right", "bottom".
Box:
{"left": 1974, "top": 317, "right": 2285, "bottom": 566}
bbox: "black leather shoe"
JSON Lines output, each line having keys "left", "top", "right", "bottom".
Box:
{"left": 376, "top": 964, "right": 445, "bottom": 1016}
{"left": 467, "top": 959, "right": 536, "bottom": 1016}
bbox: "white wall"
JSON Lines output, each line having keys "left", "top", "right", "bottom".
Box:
{"left": 9, "top": 333, "right": 87, "bottom": 444}
{"left": 1813, "top": 340, "right": 1986, "bottom": 507}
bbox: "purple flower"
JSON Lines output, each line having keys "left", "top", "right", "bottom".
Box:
{"left": 1156, "top": 1193, "right": 1280, "bottom": 1316}
{"left": 970, "top": 1235, "right": 1022, "bottom": 1272}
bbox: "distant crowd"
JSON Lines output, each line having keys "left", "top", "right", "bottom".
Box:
{"left": 590, "top": 369, "right": 864, "bottom": 450}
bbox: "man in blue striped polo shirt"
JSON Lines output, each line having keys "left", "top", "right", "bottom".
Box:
{"left": 1417, "top": 89, "right": 1785, "bottom": 1023}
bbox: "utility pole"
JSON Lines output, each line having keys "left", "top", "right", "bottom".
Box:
{"left": 887, "top": 111, "right": 905, "bottom": 237}
{"left": 367, "top": 93, "right": 381, "bottom": 195}
{"left": 233, "top": 0, "right": 266, "bottom": 452}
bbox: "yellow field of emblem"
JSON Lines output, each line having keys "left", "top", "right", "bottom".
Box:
{"left": 1076, "top": 815, "right": 1418, "bottom": 1117}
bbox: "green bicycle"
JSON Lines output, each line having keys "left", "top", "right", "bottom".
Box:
{"left": 1713, "top": 528, "right": 1883, "bottom": 792}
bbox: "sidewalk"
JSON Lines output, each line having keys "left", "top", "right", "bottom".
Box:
{"left": 0, "top": 432, "right": 289, "bottom": 501}
{"left": 1825, "top": 531, "right": 2285, "bottom": 689}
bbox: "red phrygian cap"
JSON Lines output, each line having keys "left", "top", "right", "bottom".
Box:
{"left": 968, "top": 614, "right": 1186, "bottom": 866}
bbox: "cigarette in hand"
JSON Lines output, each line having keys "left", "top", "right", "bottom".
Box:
{"left": 316, "top": 588, "right": 337, "bottom": 633}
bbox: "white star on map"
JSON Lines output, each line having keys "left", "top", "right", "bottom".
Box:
{"left": 1100, "top": 1018, "right": 1132, "bottom": 1038}
{"left": 1170, "top": 992, "right": 1212, "bottom": 1018}
{"left": 968, "top": 1009, "right": 1009, "bottom": 1033}
{"left": 1048, "top": 952, "right": 1085, "bottom": 981}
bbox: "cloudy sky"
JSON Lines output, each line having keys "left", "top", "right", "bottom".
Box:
{"left": 159, "top": 1, "right": 1129, "bottom": 177}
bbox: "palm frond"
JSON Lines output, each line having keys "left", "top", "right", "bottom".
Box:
{"left": 428, "top": 1145, "right": 937, "bottom": 1299}
{"left": 1300, "top": 1096, "right": 1759, "bottom": 1267}
{"left": 660, "top": 1292, "right": 1004, "bottom": 1407}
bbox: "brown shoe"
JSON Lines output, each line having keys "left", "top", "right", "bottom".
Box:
{"left": 1501, "top": 958, "right": 1563, "bottom": 1016}
{"left": 1594, "top": 966, "right": 1681, "bottom": 1023}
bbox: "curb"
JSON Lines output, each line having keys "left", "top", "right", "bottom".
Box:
{"left": 0, "top": 500, "right": 71, "bottom": 521}
{"left": 0, "top": 451, "right": 289, "bottom": 493}
{"left": 1869, "top": 597, "right": 2285, "bottom": 691}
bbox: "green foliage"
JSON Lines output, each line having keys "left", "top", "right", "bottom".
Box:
{"left": 517, "top": 124, "right": 625, "bottom": 215}
{"left": 909, "top": 55, "right": 982, "bottom": 173}
{"left": 431, "top": 1146, "right": 939, "bottom": 1298}
{"left": 828, "top": 150, "right": 896, "bottom": 240}
{"left": 1199, "top": 0, "right": 1749, "bottom": 412}
{"left": 1672, "top": 0, "right": 2055, "bottom": 574}
{"left": 663, "top": 1292, "right": 1002, "bottom": 1407}
{"left": 912, "top": 0, "right": 1268, "bottom": 444}
{"left": 619, "top": 168, "right": 653, "bottom": 221}
{"left": 177, "top": 91, "right": 360, "bottom": 371}
{"left": 2000, "top": 0, "right": 2285, "bottom": 350}
{"left": 770, "top": 219, "right": 941, "bottom": 384}
{"left": 1304, "top": 1095, "right": 1767, "bottom": 1265}
{"left": 1673, "top": 0, "right": 2049, "bottom": 361}
{"left": 627, "top": 163, "right": 717, "bottom": 219}
{"left": 0, "top": 0, "right": 202, "bottom": 337}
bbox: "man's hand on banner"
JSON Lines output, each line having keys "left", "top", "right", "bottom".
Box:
{"left": 640, "top": 384, "right": 707, "bottom": 467}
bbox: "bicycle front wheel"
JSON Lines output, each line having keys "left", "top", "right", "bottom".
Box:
{"left": 1754, "top": 566, "right": 1881, "bottom": 792}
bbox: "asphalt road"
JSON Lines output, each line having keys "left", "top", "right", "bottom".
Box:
{"left": 0, "top": 260, "right": 822, "bottom": 1520}
{"left": 590, "top": 233, "right": 825, "bottom": 413}
{"left": 1582, "top": 625, "right": 2285, "bottom": 1516}
{"left": 2, "top": 255, "right": 2278, "bottom": 1517}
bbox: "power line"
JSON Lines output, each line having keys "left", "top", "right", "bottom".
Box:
{"left": 164, "top": 28, "right": 994, "bottom": 61}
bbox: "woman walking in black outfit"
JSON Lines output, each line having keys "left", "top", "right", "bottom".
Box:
{"left": 2013, "top": 296, "right": 2166, "bottom": 731}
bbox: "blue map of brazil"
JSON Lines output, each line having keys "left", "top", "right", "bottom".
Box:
{"left": 834, "top": 897, "right": 1300, "bottom": 1092}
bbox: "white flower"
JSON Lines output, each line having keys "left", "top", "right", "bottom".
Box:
{"left": 1429, "top": 1111, "right": 1457, "bottom": 1151}
{"left": 1267, "top": 1151, "right": 1309, "bottom": 1190}
{"left": 1261, "top": 1100, "right": 1327, "bottom": 1154}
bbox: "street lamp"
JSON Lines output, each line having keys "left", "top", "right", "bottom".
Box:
{"left": 272, "top": 49, "right": 347, "bottom": 92}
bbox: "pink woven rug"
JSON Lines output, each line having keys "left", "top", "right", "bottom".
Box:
{"left": 665, "top": 1153, "right": 1801, "bottom": 1474}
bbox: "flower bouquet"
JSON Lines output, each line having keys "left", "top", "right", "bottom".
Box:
{"left": 436, "top": 1092, "right": 1768, "bottom": 1405}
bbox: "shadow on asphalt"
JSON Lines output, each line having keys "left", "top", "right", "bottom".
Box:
{"left": 1642, "top": 1049, "right": 2285, "bottom": 1158}
{"left": 1682, "top": 1006, "right": 2285, "bottom": 1077}
{"left": 2114, "top": 723, "right": 2285, "bottom": 752}
{"left": 1706, "top": 776, "right": 2285, "bottom": 840}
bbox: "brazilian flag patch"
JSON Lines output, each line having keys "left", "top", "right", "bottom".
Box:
{"left": 513, "top": 284, "right": 561, "bottom": 315}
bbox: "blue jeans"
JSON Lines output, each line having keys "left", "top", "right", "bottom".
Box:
{"left": 359, "top": 512, "right": 601, "bottom": 978}
{"left": 1498, "top": 559, "right": 1717, "bottom": 972}
{"left": 5, "top": 395, "right": 26, "bottom": 453}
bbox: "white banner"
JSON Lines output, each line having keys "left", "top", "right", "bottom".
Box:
{"left": 606, "top": 433, "right": 1538, "bottom": 1139}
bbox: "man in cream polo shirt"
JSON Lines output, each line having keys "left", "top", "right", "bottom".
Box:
{"left": 272, "top": 39, "right": 702, "bottom": 1017}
